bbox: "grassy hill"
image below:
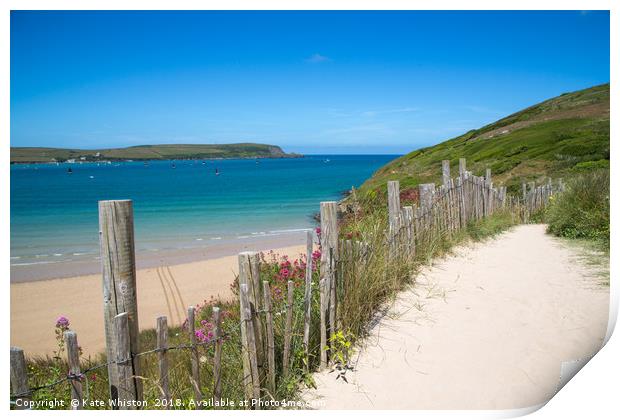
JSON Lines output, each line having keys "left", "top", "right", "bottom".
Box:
{"left": 10, "top": 143, "right": 300, "bottom": 163}
{"left": 359, "top": 83, "right": 609, "bottom": 197}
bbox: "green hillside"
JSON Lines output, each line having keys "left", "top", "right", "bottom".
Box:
{"left": 359, "top": 83, "right": 609, "bottom": 197}
{"left": 10, "top": 143, "right": 300, "bottom": 163}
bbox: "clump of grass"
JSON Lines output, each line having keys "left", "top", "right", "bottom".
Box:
{"left": 465, "top": 210, "right": 516, "bottom": 241}
{"left": 544, "top": 169, "right": 609, "bottom": 251}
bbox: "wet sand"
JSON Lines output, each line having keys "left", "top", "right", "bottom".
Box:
{"left": 10, "top": 230, "right": 307, "bottom": 283}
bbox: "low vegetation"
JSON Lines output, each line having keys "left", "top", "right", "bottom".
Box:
{"left": 10, "top": 143, "right": 300, "bottom": 163}
{"left": 543, "top": 170, "right": 610, "bottom": 252}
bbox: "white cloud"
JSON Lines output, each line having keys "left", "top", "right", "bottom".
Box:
{"left": 305, "top": 53, "right": 331, "bottom": 63}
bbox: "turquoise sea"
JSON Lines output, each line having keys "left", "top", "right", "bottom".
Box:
{"left": 10, "top": 155, "right": 397, "bottom": 269}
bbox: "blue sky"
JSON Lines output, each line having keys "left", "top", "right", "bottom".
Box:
{"left": 11, "top": 10, "right": 609, "bottom": 154}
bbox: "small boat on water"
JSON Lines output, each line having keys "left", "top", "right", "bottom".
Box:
{"left": 67, "top": 167, "right": 73, "bottom": 174}
{"left": 324, "top": 158, "right": 330, "bottom": 163}
{"left": 172, "top": 163, "right": 176, "bottom": 169}
{"left": 202, "top": 161, "right": 206, "bottom": 165}
{"left": 215, "top": 168, "right": 220, "bottom": 176}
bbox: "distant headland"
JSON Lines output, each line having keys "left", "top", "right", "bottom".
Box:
{"left": 10, "top": 143, "right": 302, "bottom": 163}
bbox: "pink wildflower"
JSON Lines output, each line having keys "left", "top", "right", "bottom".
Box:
{"left": 55, "top": 316, "right": 70, "bottom": 330}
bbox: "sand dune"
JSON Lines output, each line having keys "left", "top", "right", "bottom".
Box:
{"left": 305, "top": 225, "right": 609, "bottom": 410}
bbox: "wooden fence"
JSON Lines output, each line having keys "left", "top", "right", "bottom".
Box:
{"left": 10, "top": 158, "right": 560, "bottom": 410}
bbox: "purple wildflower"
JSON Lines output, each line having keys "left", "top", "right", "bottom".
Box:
{"left": 55, "top": 316, "right": 70, "bottom": 330}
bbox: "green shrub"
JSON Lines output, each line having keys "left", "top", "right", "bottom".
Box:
{"left": 545, "top": 170, "right": 609, "bottom": 250}
{"left": 573, "top": 159, "right": 609, "bottom": 171}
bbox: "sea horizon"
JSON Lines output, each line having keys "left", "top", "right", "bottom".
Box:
{"left": 10, "top": 154, "right": 398, "bottom": 281}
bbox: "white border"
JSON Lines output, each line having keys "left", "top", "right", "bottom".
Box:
{"left": 2, "top": 2, "right": 616, "bottom": 419}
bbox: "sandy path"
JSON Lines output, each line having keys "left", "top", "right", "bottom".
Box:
{"left": 11, "top": 244, "right": 306, "bottom": 357}
{"left": 305, "top": 225, "right": 609, "bottom": 410}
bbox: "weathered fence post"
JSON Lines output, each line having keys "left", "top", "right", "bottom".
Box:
{"left": 238, "top": 251, "right": 265, "bottom": 384}
{"left": 387, "top": 180, "right": 401, "bottom": 227}
{"left": 262, "top": 282, "right": 276, "bottom": 393}
{"left": 528, "top": 181, "right": 536, "bottom": 218}
{"left": 319, "top": 278, "right": 328, "bottom": 369}
{"left": 239, "top": 283, "right": 261, "bottom": 407}
{"left": 403, "top": 206, "right": 414, "bottom": 257}
{"left": 10, "top": 347, "right": 31, "bottom": 410}
{"left": 449, "top": 178, "right": 457, "bottom": 231}
{"left": 99, "top": 200, "right": 141, "bottom": 400}
{"left": 485, "top": 168, "right": 492, "bottom": 216}
{"left": 212, "top": 307, "right": 223, "bottom": 402}
{"left": 454, "top": 176, "right": 463, "bottom": 228}
{"left": 419, "top": 183, "right": 435, "bottom": 239}
{"left": 387, "top": 180, "right": 401, "bottom": 256}
{"left": 65, "top": 331, "right": 84, "bottom": 409}
{"left": 156, "top": 316, "right": 170, "bottom": 405}
{"left": 442, "top": 160, "right": 451, "bottom": 186}
{"left": 283, "top": 280, "right": 295, "bottom": 376}
{"left": 187, "top": 306, "right": 203, "bottom": 403}
{"left": 114, "top": 312, "right": 138, "bottom": 409}
{"left": 320, "top": 201, "right": 338, "bottom": 340}
{"left": 303, "top": 230, "right": 313, "bottom": 365}
{"left": 459, "top": 158, "right": 467, "bottom": 177}
{"left": 419, "top": 183, "right": 434, "bottom": 210}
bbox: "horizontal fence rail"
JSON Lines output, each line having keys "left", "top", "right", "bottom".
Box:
{"left": 10, "top": 158, "right": 560, "bottom": 409}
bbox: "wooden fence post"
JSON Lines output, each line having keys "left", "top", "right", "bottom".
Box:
{"left": 419, "top": 183, "right": 434, "bottom": 210}
{"left": 442, "top": 160, "right": 451, "bottom": 186}
{"left": 114, "top": 312, "right": 138, "bottom": 409}
{"left": 262, "top": 282, "right": 276, "bottom": 393}
{"left": 320, "top": 201, "right": 338, "bottom": 340}
{"left": 485, "top": 168, "right": 492, "bottom": 217}
{"left": 239, "top": 283, "right": 261, "bottom": 407}
{"left": 387, "top": 180, "right": 401, "bottom": 256}
{"left": 455, "top": 176, "right": 464, "bottom": 228}
{"left": 283, "top": 280, "right": 295, "bottom": 376}
{"left": 387, "top": 180, "right": 401, "bottom": 228}
{"left": 238, "top": 251, "right": 265, "bottom": 378}
{"left": 99, "top": 200, "right": 141, "bottom": 400}
{"left": 303, "top": 230, "right": 313, "bottom": 365}
{"left": 10, "top": 347, "right": 31, "bottom": 410}
{"left": 156, "top": 316, "right": 170, "bottom": 405}
{"left": 65, "top": 331, "right": 84, "bottom": 409}
{"left": 187, "top": 306, "right": 203, "bottom": 403}
{"left": 459, "top": 158, "right": 467, "bottom": 177}
{"left": 319, "top": 278, "right": 328, "bottom": 369}
{"left": 402, "top": 206, "right": 414, "bottom": 257}
{"left": 212, "top": 307, "right": 223, "bottom": 402}
{"left": 449, "top": 178, "right": 457, "bottom": 231}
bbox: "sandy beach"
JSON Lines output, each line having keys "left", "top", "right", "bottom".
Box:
{"left": 10, "top": 243, "right": 306, "bottom": 357}
{"left": 305, "top": 225, "right": 610, "bottom": 409}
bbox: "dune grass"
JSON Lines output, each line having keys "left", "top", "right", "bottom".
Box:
{"left": 543, "top": 170, "right": 609, "bottom": 252}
